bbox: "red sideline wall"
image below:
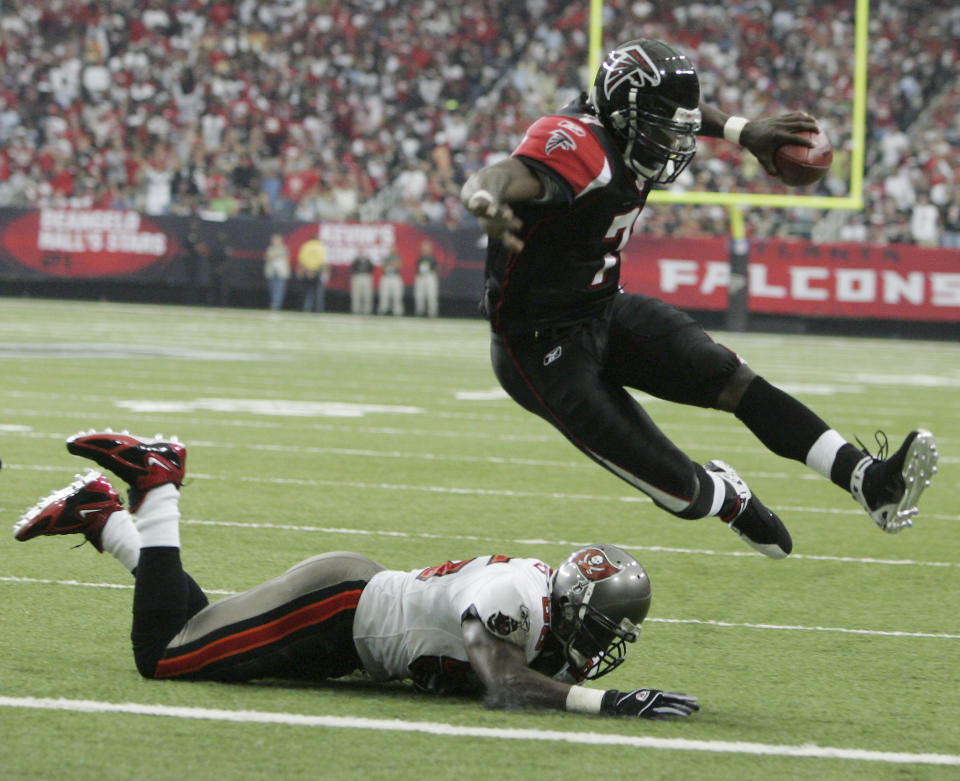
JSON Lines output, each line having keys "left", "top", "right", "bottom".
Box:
{"left": 1, "top": 207, "right": 959, "bottom": 323}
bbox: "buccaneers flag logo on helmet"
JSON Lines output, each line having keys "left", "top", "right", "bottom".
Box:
{"left": 573, "top": 547, "right": 622, "bottom": 580}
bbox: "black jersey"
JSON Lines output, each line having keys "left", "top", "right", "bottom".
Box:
{"left": 483, "top": 95, "right": 651, "bottom": 334}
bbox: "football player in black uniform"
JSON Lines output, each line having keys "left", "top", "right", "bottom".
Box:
{"left": 461, "top": 39, "right": 938, "bottom": 557}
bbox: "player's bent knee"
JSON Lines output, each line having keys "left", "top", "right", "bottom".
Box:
{"left": 132, "top": 641, "right": 164, "bottom": 679}
{"left": 714, "top": 365, "right": 757, "bottom": 412}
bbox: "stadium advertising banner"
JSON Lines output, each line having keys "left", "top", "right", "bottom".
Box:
{"left": 1, "top": 208, "right": 179, "bottom": 278}
{"left": 281, "top": 220, "right": 457, "bottom": 286}
{"left": 1, "top": 207, "right": 958, "bottom": 322}
{"left": 621, "top": 235, "right": 960, "bottom": 322}
{"left": 0, "top": 209, "right": 458, "bottom": 295}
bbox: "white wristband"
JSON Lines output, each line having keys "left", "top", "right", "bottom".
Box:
{"left": 723, "top": 116, "right": 749, "bottom": 145}
{"left": 564, "top": 686, "right": 606, "bottom": 714}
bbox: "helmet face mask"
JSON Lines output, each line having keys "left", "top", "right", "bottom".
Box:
{"left": 590, "top": 39, "right": 702, "bottom": 183}
{"left": 551, "top": 545, "right": 651, "bottom": 680}
{"left": 558, "top": 601, "right": 641, "bottom": 679}
{"left": 614, "top": 105, "right": 701, "bottom": 182}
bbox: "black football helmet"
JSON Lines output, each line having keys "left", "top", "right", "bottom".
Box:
{"left": 588, "top": 39, "right": 702, "bottom": 183}
{"left": 550, "top": 544, "right": 651, "bottom": 680}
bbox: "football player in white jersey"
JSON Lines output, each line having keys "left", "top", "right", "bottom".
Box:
{"left": 14, "top": 431, "right": 697, "bottom": 720}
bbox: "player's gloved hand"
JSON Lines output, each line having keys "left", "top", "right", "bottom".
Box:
{"left": 601, "top": 688, "right": 699, "bottom": 718}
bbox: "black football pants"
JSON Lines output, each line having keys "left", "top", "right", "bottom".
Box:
{"left": 491, "top": 293, "right": 741, "bottom": 515}
{"left": 131, "top": 549, "right": 384, "bottom": 681}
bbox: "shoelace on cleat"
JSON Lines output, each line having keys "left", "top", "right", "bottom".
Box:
{"left": 854, "top": 430, "right": 889, "bottom": 461}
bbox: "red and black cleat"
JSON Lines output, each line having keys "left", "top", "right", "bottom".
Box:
{"left": 13, "top": 470, "right": 122, "bottom": 552}
{"left": 66, "top": 429, "right": 186, "bottom": 509}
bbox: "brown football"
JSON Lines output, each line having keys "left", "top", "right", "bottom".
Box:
{"left": 773, "top": 129, "right": 833, "bottom": 187}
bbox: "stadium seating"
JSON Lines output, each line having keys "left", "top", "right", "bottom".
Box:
{"left": 0, "top": 0, "right": 956, "bottom": 245}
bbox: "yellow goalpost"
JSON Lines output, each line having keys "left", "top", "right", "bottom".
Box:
{"left": 588, "top": 0, "right": 868, "bottom": 212}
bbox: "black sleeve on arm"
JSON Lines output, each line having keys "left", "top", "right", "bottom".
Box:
{"left": 697, "top": 103, "right": 729, "bottom": 139}
{"left": 515, "top": 157, "right": 574, "bottom": 207}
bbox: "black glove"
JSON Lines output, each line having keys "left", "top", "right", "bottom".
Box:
{"left": 601, "top": 688, "right": 699, "bottom": 718}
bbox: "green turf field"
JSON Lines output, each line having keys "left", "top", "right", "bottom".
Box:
{"left": 1, "top": 298, "right": 957, "bottom": 780}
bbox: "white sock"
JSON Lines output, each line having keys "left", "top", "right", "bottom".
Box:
{"left": 135, "top": 483, "right": 181, "bottom": 549}
{"left": 706, "top": 470, "right": 727, "bottom": 517}
{"left": 100, "top": 510, "right": 141, "bottom": 573}
{"left": 805, "top": 429, "right": 848, "bottom": 480}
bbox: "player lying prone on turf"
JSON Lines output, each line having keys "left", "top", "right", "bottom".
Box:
{"left": 13, "top": 430, "right": 697, "bottom": 720}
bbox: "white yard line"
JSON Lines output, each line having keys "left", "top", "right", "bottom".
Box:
{"left": 0, "top": 696, "right": 957, "bottom": 766}
{"left": 3, "top": 507, "right": 958, "bottom": 569}
{"left": 126, "top": 472, "right": 955, "bottom": 521}
{"left": 177, "top": 518, "right": 960, "bottom": 566}
{"left": 3, "top": 573, "right": 957, "bottom": 640}
{"left": 3, "top": 411, "right": 957, "bottom": 451}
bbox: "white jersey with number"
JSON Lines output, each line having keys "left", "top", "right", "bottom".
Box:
{"left": 352, "top": 555, "right": 553, "bottom": 686}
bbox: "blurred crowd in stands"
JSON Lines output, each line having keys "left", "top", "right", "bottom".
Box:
{"left": 0, "top": 0, "right": 958, "bottom": 247}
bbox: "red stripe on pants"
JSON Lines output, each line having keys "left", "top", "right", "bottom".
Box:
{"left": 154, "top": 589, "right": 362, "bottom": 679}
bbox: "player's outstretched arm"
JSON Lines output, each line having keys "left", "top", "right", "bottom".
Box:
{"left": 462, "top": 616, "right": 570, "bottom": 710}
{"left": 461, "top": 618, "right": 698, "bottom": 718}
{"left": 460, "top": 159, "right": 542, "bottom": 253}
{"left": 698, "top": 103, "right": 819, "bottom": 176}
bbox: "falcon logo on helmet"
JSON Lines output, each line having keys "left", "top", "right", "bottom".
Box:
{"left": 588, "top": 38, "right": 702, "bottom": 184}
{"left": 573, "top": 547, "right": 622, "bottom": 580}
{"left": 600, "top": 43, "right": 662, "bottom": 100}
